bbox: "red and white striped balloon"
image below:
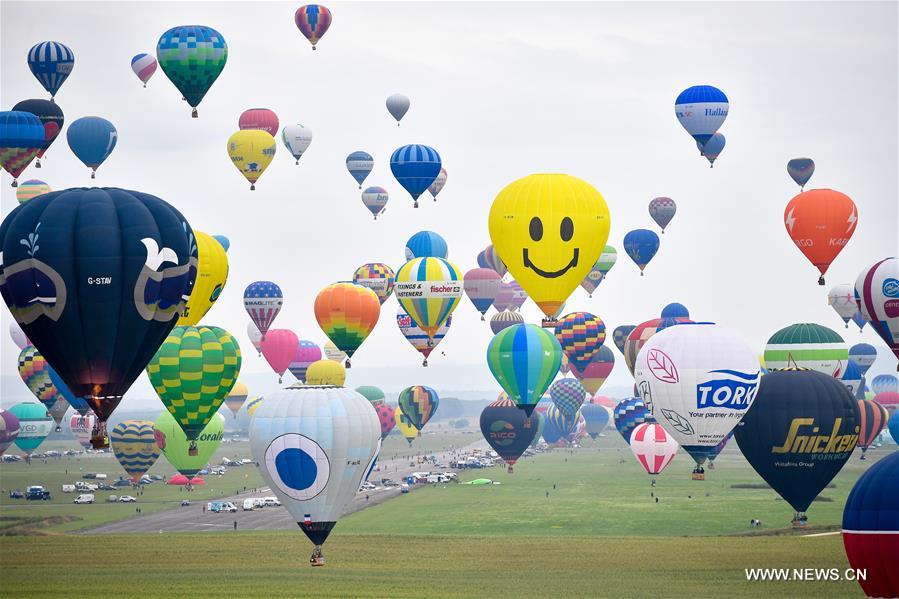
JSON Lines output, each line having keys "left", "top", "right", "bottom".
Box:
{"left": 629, "top": 423, "right": 678, "bottom": 475}
{"left": 69, "top": 413, "right": 95, "bottom": 450}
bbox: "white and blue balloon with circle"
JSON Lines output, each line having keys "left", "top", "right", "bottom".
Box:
{"left": 675, "top": 85, "right": 728, "bottom": 145}
{"left": 249, "top": 384, "right": 380, "bottom": 547}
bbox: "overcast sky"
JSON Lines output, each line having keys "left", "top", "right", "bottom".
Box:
{"left": 1, "top": 2, "right": 897, "bottom": 407}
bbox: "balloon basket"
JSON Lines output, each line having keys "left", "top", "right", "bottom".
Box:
{"left": 188, "top": 441, "right": 198, "bottom": 457}
{"left": 345, "top": 359, "right": 352, "bottom": 369}
{"left": 791, "top": 516, "right": 808, "bottom": 529}
{"left": 91, "top": 171, "right": 96, "bottom": 179}
{"left": 310, "top": 546, "right": 325, "bottom": 566}
{"left": 192, "top": 108, "right": 198, "bottom": 118}
{"left": 422, "top": 359, "right": 428, "bottom": 367}
{"left": 55, "top": 426, "right": 62, "bottom": 433}
{"left": 818, "top": 276, "right": 825, "bottom": 285}
{"left": 691, "top": 472, "right": 705, "bottom": 481}
{"left": 414, "top": 202, "right": 419, "bottom": 208}
{"left": 11, "top": 180, "right": 18, "bottom": 188}
{"left": 36, "top": 161, "right": 42, "bottom": 168}
{"left": 507, "top": 465, "right": 514, "bottom": 474}
{"left": 541, "top": 318, "right": 559, "bottom": 328}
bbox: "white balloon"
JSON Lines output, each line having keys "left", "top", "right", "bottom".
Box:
{"left": 386, "top": 93, "right": 410, "bottom": 124}
{"left": 634, "top": 323, "right": 760, "bottom": 465}
{"left": 246, "top": 321, "right": 262, "bottom": 355}
{"left": 281, "top": 124, "right": 313, "bottom": 164}
{"left": 249, "top": 385, "right": 380, "bottom": 561}
{"left": 827, "top": 283, "right": 858, "bottom": 327}
{"left": 9, "top": 321, "right": 29, "bottom": 349}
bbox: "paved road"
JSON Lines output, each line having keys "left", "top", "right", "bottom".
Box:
{"left": 81, "top": 440, "right": 487, "bottom": 534}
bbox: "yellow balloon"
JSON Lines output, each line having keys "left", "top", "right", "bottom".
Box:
{"left": 488, "top": 174, "right": 611, "bottom": 318}
{"left": 227, "top": 130, "right": 276, "bottom": 190}
{"left": 305, "top": 359, "right": 346, "bottom": 386}
{"left": 178, "top": 231, "right": 229, "bottom": 326}
{"left": 394, "top": 406, "right": 419, "bottom": 445}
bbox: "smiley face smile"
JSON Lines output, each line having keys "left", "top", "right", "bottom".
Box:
{"left": 523, "top": 248, "right": 579, "bottom": 279}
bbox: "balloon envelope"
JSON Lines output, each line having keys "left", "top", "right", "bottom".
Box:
{"left": 398, "top": 385, "right": 439, "bottom": 430}
{"left": 295, "top": 5, "right": 332, "bottom": 49}
{"left": 623, "top": 229, "right": 660, "bottom": 274}
{"left": 487, "top": 324, "right": 561, "bottom": 415}
{"left": 28, "top": 41, "right": 74, "bottom": 99}
{"left": 0, "top": 409, "right": 21, "bottom": 456}
{"left": 314, "top": 283, "right": 381, "bottom": 363}
{"left": 764, "top": 323, "right": 848, "bottom": 378}
{"left": 156, "top": 25, "right": 228, "bottom": 116}
{"left": 481, "top": 395, "right": 539, "bottom": 471}
{"left": 674, "top": 85, "right": 728, "bottom": 145}
{"left": 243, "top": 281, "right": 283, "bottom": 338}
{"left": 8, "top": 403, "right": 52, "bottom": 454}
{"left": 390, "top": 144, "right": 441, "bottom": 206}
{"left": 648, "top": 197, "right": 676, "bottom": 232}
{"left": 613, "top": 397, "right": 656, "bottom": 444}
{"left": 629, "top": 423, "right": 678, "bottom": 475}
{"left": 110, "top": 420, "right": 160, "bottom": 480}
{"left": 386, "top": 93, "right": 410, "bottom": 123}
{"left": 855, "top": 258, "right": 899, "bottom": 367}
{"left": 787, "top": 158, "right": 815, "bottom": 189}
{"left": 155, "top": 411, "right": 224, "bottom": 476}
{"left": 784, "top": 189, "right": 857, "bottom": 283}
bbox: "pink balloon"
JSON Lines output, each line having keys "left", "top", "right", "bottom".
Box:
{"left": 261, "top": 329, "right": 299, "bottom": 382}
{"left": 239, "top": 108, "right": 279, "bottom": 137}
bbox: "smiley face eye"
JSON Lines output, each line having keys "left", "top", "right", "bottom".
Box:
{"left": 529, "top": 217, "right": 543, "bottom": 241}
{"left": 560, "top": 217, "right": 573, "bottom": 241}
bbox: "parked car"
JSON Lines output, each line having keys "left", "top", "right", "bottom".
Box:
{"left": 400, "top": 484, "right": 410, "bottom": 494}
{"left": 106, "top": 495, "right": 118, "bottom": 503}
{"left": 74, "top": 494, "right": 94, "bottom": 504}
{"left": 360, "top": 482, "right": 376, "bottom": 491}
{"left": 98, "top": 483, "right": 116, "bottom": 491}
{"left": 61, "top": 484, "right": 76, "bottom": 493}
{"left": 8, "top": 490, "right": 24, "bottom": 499}
{"left": 26, "top": 486, "right": 52, "bottom": 500}
{"left": 83, "top": 473, "right": 97, "bottom": 479}
{"left": 262, "top": 497, "right": 281, "bottom": 507}
{"left": 181, "top": 499, "right": 191, "bottom": 507}
{"left": 118, "top": 495, "right": 136, "bottom": 503}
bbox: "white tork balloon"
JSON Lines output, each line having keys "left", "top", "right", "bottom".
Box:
{"left": 633, "top": 323, "right": 760, "bottom": 465}
{"left": 249, "top": 385, "right": 380, "bottom": 548}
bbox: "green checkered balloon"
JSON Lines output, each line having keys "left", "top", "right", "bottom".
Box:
{"left": 156, "top": 25, "right": 228, "bottom": 116}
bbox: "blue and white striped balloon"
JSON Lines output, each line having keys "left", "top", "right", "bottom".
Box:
{"left": 674, "top": 85, "right": 728, "bottom": 145}
{"left": 28, "top": 41, "right": 74, "bottom": 99}
{"left": 346, "top": 151, "right": 373, "bottom": 188}
{"left": 390, "top": 144, "right": 441, "bottom": 207}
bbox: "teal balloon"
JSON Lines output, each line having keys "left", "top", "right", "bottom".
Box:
{"left": 486, "top": 324, "right": 561, "bottom": 416}
{"left": 7, "top": 402, "right": 53, "bottom": 454}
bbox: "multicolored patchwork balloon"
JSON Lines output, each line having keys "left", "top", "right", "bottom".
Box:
{"left": 295, "top": 5, "right": 332, "bottom": 50}
{"left": 156, "top": 25, "right": 228, "bottom": 117}
{"left": 398, "top": 385, "right": 439, "bottom": 430}
{"left": 314, "top": 282, "right": 381, "bottom": 367}
{"left": 554, "top": 312, "right": 606, "bottom": 373}
{"left": 549, "top": 378, "right": 586, "bottom": 420}
{"left": 613, "top": 397, "right": 656, "bottom": 445}
{"left": 353, "top": 262, "right": 395, "bottom": 304}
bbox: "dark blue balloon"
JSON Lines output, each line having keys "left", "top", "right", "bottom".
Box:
{"left": 0, "top": 188, "right": 197, "bottom": 445}
{"left": 27, "top": 41, "right": 75, "bottom": 99}
{"left": 660, "top": 302, "right": 689, "bottom": 319}
{"left": 66, "top": 117, "right": 117, "bottom": 176}
{"left": 623, "top": 229, "right": 660, "bottom": 275}
{"left": 390, "top": 144, "right": 441, "bottom": 207}
{"left": 11, "top": 99, "right": 64, "bottom": 158}
{"left": 581, "top": 403, "right": 610, "bottom": 439}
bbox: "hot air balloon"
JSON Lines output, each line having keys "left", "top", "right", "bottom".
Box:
{"left": 850, "top": 311, "right": 867, "bottom": 333}
{"left": 155, "top": 411, "right": 224, "bottom": 477}
{"left": 489, "top": 174, "right": 610, "bottom": 320}
{"left": 244, "top": 281, "right": 283, "bottom": 339}
{"left": 613, "top": 397, "right": 656, "bottom": 444}
{"left": 398, "top": 385, "right": 439, "bottom": 431}
{"left": 156, "top": 25, "right": 228, "bottom": 117}
{"left": 390, "top": 144, "right": 441, "bottom": 208}
{"left": 569, "top": 346, "right": 615, "bottom": 395}
{"left": 221, "top": 382, "right": 249, "bottom": 419}
{"left": 1, "top": 187, "right": 196, "bottom": 447}
{"left": 464, "top": 268, "right": 502, "bottom": 320}
{"left": 361, "top": 186, "right": 388, "bottom": 219}
{"left": 787, "top": 158, "right": 815, "bottom": 190}
{"left": 492, "top": 282, "right": 515, "bottom": 312}
{"left": 855, "top": 258, "right": 899, "bottom": 368}
{"left": 490, "top": 310, "right": 523, "bottom": 334}
{"left": 623, "top": 317, "right": 692, "bottom": 375}
{"left": 660, "top": 303, "right": 689, "bottom": 319}
{"left": 353, "top": 263, "right": 395, "bottom": 304}
{"left": 261, "top": 329, "right": 299, "bottom": 383}
{"left": 110, "top": 420, "right": 159, "bottom": 482}
{"left": 397, "top": 310, "right": 451, "bottom": 367}
{"left": 581, "top": 402, "right": 610, "bottom": 439}
{"left": 28, "top": 41, "right": 74, "bottom": 100}
{"left": 130, "top": 53, "right": 157, "bottom": 87}
{"left": 246, "top": 396, "right": 263, "bottom": 417}
{"left": 544, "top": 404, "right": 580, "bottom": 443}
{"left": 428, "top": 167, "right": 447, "bottom": 200}
{"left": 146, "top": 325, "right": 240, "bottom": 450}
{"left": 239, "top": 108, "right": 279, "bottom": 137}
{"left": 623, "top": 229, "right": 660, "bottom": 276}
{"left": 549, "top": 378, "right": 586, "bottom": 420}
{"left": 323, "top": 340, "right": 347, "bottom": 363}
{"left": 356, "top": 386, "right": 385, "bottom": 406}
{"left": 227, "top": 129, "right": 276, "bottom": 190}
{"left": 507, "top": 280, "right": 528, "bottom": 311}
{"left": 12, "top": 99, "right": 64, "bottom": 167}
{"left": 7, "top": 403, "right": 52, "bottom": 455}
{"left": 734, "top": 369, "right": 858, "bottom": 524}
{"left": 289, "top": 340, "right": 322, "bottom": 383}
{"left": 849, "top": 343, "right": 877, "bottom": 377}
{"left": 346, "top": 151, "right": 373, "bottom": 188}
{"left": 282, "top": 124, "right": 313, "bottom": 164}
{"left": 395, "top": 257, "right": 463, "bottom": 341}
{"left": 66, "top": 116, "right": 118, "bottom": 178}
{"left": 487, "top": 324, "right": 562, "bottom": 415}
{"left": 0, "top": 111, "right": 45, "bottom": 186}
{"left": 674, "top": 85, "right": 728, "bottom": 145}
{"left": 764, "top": 323, "right": 848, "bottom": 377}
{"left": 305, "top": 359, "right": 347, "bottom": 386}
{"left": 247, "top": 321, "right": 263, "bottom": 356}
{"left": 250, "top": 385, "right": 379, "bottom": 565}
{"left": 314, "top": 282, "right": 381, "bottom": 367}
{"left": 648, "top": 197, "right": 676, "bottom": 233}
{"left": 386, "top": 93, "right": 411, "bottom": 125}
{"left": 856, "top": 399, "right": 889, "bottom": 458}
{"left": 479, "top": 244, "right": 508, "bottom": 278}
{"left": 480, "top": 394, "right": 539, "bottom": 472}
{"left": 295, "top": 5, "right": 332, "bottom": 50}
{"left": 696, "top": 133, "right": 725, "bottom": 167}
{"left": 17, "top": 345, "right": 58, "bottom": 410}
{"left": 178, "top": 230, "right": 228, "bottom": 326}
{"left": 69, "top": 414, "right": 95, "bottom": 449}
{"left": 827, "top": 284, "right": 857, "bottom": 328}
{"left": 554, "top": 312, "right": 607, "bottom": 374}
{"left": 9, "top": 321, "right": 28, "bottom": 348}
{"left": 634, "top": 323, "right": 761, "bottom": 469}
{"left": 612, "top": 325, "right": 635, "bottom": 356}
{"left": 629, "top": 423, "right": 678, "bottom": 476}
{"left": 872, "top": 375, "right": 899, "bottom": 395}
{"left": 580, "top": 245, "right": 617, "bottom": 297}
{"left": 375, "top": 403, "right": 395, "bottom": 439}
{"left": 0, "top": 410, "right": 21, "bottom": 456}
{"left": 842, "top": 450, "right": 899, "bottom": 599}
{"left": 15, "top": 179, "right": 51, "bottom": 204}
{"left": 45, "top": 364, "right": 89, "bottom": 416}
{"left": 841, "top": 360, "right": 863, "bottom": 398}
{"left": 784, "top": 189, "right": 857, "bottom": 285}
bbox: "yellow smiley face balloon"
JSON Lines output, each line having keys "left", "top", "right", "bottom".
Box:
{"left": 488, "top": 174, "right": 611, "bottom": 318}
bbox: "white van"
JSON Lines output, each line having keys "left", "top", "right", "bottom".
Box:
{"left": 61, "top": 484, "right": 76, "bottom": 493}
{"left": 242, "top": 498, "right": 256, "bottom": 511}
{"left": 74, "top": 494, "right": 94, "bottom": 504}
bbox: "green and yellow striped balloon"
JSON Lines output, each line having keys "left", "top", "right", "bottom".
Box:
{"left": 146, "top": 325, "right": 241, "bottom": 440}
{"left": 487, "top": 324, "right": 562, "bottom": 416}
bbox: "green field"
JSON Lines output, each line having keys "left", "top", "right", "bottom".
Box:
{"left": 1, "top": 431, "right": 885, "bottom": 597}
